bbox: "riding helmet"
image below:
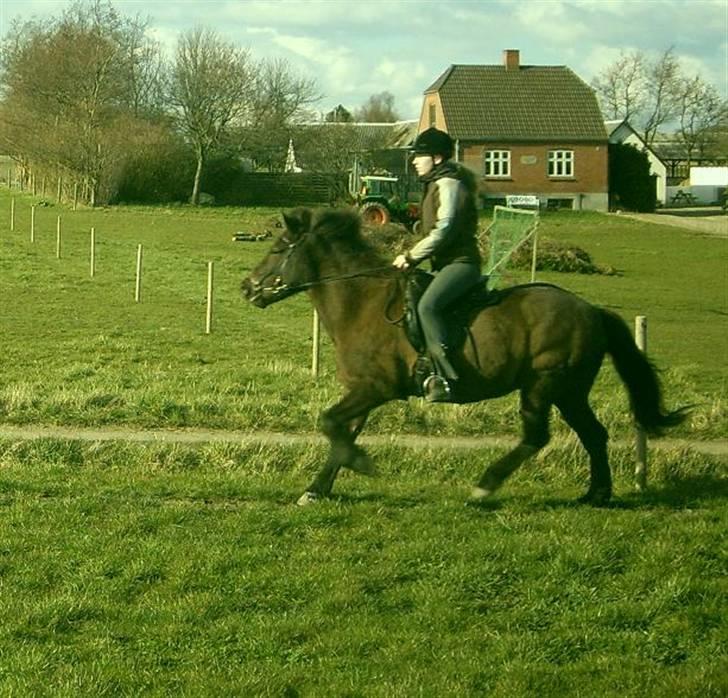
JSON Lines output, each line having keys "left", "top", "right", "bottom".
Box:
{"left": 411, "top": 127, "right": 454, "bottom": 159}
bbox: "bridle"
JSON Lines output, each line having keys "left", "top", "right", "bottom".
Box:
{"left": 248, "top": 232, "right": 399, "bottom": 303}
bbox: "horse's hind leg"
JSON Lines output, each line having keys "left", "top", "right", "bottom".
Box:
{"left": 471, "top": 384, "right": 552, "bottom": 502}
{"left": 555, "top": 394, "right": 611, "bottom": 505}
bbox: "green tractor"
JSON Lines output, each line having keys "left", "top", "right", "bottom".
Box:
{"left": 356, "top": 175, "right": 419, "bottom": 229}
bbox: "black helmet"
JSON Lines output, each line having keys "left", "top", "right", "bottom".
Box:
{"left": 412, "top": 127, "right": 453, "bottom": 159}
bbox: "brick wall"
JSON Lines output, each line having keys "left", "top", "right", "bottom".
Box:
{"left": 461, "top": 142, "right": 607, "bottom": 193}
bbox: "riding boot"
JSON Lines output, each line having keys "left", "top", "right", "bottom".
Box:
{"left": 423, "top": 344, "right": 458, "bottom": 402}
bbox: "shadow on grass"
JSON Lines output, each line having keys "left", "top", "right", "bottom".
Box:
{"left": 533, "top": 475, "right": 728, "bottom": 512}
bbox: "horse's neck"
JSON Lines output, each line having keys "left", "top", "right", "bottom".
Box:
{"left": 309, "top": 277, "right": 398, "bottom": 341}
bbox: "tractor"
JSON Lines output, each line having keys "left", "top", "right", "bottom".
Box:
{"left": 356, "top": 175, "right": 419, "bottom": 229}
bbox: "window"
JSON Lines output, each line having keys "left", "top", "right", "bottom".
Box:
{"left": 485, "top": 150, "right": 511, "bottom": 177}
{"left": 428, "top": 104, "right": 436, "bottom": 127}
{"left": 548, "top": 150, "right": 574, "bottom": 177}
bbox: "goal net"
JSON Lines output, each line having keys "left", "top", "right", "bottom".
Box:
{"left": 480, "top": 205, "right": 540, "bottom": 287}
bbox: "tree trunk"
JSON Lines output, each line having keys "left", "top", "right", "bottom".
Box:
{"left": 191, "top": 150, "right": 204, "bottom": 205}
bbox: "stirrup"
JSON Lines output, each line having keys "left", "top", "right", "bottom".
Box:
{"left": 423, "top": 374, "right": 452, "bottom": 403}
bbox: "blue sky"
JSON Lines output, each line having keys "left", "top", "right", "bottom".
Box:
{"left": 1, "top": 0, "right": 726, "bottom": 120}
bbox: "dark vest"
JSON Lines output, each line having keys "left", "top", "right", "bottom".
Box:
{"left": 420, "top": 162, "right": 481, "bottom": 271}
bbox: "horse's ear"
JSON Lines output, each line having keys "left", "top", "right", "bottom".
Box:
{"left": 282, "top": 208, "right": 312, "bottom": 239}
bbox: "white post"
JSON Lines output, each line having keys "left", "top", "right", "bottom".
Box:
{"left": 30, "top": 205, "right": 35, "bottom": 243}
{"left": 56, "top": 216, "right": 61, "bottom": 259}
{"left": 635, "top": 315, "right": 648, "bottom": 491}
{"left": 529, "top": 225, "right": 538, "bottom": 282}
{"left": 135, "top": 244, "right": 143, "bottom": 302}
{"left": 10, "top": 197, "right": 15, "bottom": 232}
{"left": 205, "top": 261, "right": 214, "bottom": 334}
{"left": 311, "top": 309, "right": 321, "bottom": 377}
{"left": 90, "top": 227, "right": 96, "bottom": 277}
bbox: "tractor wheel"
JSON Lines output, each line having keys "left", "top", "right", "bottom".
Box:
{"left": 360, "top": 202, "right": 391, "bottom": 226}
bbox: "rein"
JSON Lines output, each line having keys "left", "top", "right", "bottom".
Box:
{"left": 285, "top": 265, "right": 397, "bottom": 293}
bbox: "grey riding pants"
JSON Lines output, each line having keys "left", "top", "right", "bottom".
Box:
{"left": 418, "top": 261, "right": 481, "bottom": 379}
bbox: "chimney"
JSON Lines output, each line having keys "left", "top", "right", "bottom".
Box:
{"left": 503, "top": 49, "right": 520, "bottom": 71}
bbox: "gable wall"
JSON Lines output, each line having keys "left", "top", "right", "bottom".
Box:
{"left": 418, "top": 93, "right": 447, "bottom": 132}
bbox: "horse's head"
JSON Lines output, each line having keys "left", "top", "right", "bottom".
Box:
{"left": 241, "top": 208, "right": 318, "bottom": 307}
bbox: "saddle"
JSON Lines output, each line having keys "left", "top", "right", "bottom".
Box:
{"left": 403, "top": 269, "right": 500, "bottom": 395}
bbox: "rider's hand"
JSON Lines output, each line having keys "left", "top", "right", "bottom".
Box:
{"left": 393, "top": 254, "right": 410, "bottom": 270}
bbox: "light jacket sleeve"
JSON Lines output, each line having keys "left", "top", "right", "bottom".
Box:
{"left": 407, "top": 177, "right": 460, "bottom": 264}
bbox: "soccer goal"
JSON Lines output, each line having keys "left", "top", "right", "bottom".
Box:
{"left": 480, "top": 205, "right": 540, "bottom": 287}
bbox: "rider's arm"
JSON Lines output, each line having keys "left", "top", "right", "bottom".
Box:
{"left": 406, "top": 177, "right": 459, "bottom": 265}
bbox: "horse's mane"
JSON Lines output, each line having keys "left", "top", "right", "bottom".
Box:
{"left": 310, "top": 207, "right": 386, "bottom": 265}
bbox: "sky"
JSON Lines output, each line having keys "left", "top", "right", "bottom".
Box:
{"left": 0, "top": 0, "right": 726, "bottom": 120}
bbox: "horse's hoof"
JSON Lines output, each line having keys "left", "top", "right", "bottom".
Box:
{"left": 297, "top": 491, "right": 320, "bottom": 507}
{"left": 468, "top": 487, "right": 494, "bottom": 504}
{"left": 577, "top": 489, "right": 612, "bottom": 507}
{"left": 348, "top": 451, "right": 377, "bottom": 477}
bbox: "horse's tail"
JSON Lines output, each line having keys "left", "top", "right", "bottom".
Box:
{"left": 600, "top": 308, "right": 689, "bottom": 435}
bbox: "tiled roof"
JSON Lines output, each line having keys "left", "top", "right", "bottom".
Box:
{"left": 427, "top": 65, "right": 608, "bottom": 142}
{"left": 300, "top": 121, "right": 418, "bottom": 150}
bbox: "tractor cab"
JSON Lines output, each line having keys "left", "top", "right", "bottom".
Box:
{"left": 356, "top": 175, "right": 419, "bottom": 228}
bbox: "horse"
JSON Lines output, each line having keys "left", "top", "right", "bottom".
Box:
{"left": 241, "top": 207, "right": 686, "bottom": 507}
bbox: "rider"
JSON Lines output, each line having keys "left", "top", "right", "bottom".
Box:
{"left": 393, "top": 127, "right": 482, "bottom": 402}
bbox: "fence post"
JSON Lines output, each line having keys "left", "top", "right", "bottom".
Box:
{"left": 30, "top": 205, "right": 36, "bottom": 243}
{"left": 10, "top": 197, "right": 15, "bottom": 232}
{"left": 311, "top": 309, "right": 321, "bottom": 378}
{"left": 90, "top": 227, "right": 96, "bottom": 277}
{"left": 135, "top": 244, "right": 143, "bottom": 302}
{"left": 56, "top": 216, "right": 61, "bottom": 259}
{"left": 206, "top": 261, "right": 214, "bottom": 334}
{"left": 73, "top": 182, "right": 78, "bottom": 211}
{"left": 635, "top": 315, "right": 648, "bottom": 491}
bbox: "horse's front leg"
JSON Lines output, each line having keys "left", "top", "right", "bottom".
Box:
{"left": 298, "top": 387, "right": 383, "bottom": 506}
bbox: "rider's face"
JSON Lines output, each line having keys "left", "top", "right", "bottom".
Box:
{"left": 412, "top": 154, "right": 434, "bottom": 176}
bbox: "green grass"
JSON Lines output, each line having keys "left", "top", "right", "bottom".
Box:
{"left": 0, "top": 438, "right": 726, "bottom": 697}
{"left": 0, "top": 194, "right": 726, "bottom": 695}
{"left": 0, "top": 191, "right": 726, "bottom": 440}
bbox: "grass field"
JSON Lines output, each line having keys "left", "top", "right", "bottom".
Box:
{"left": 0, "top": 189, "right": 726, "bottom": 696}
{"left": 0, "top": 439, "right": 726, "bottom": 697}
{"left": 0, "top": 189, "right": 726, "bottom": 439}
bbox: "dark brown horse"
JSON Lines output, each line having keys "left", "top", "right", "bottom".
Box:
{"left": 241, "top": 207, "right": 685, "bottom": 506}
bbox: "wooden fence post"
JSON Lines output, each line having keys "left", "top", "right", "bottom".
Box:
{"left": 30, "top": 205, "right": 35, "bottom": 243}
{"left": 10, "top": 197, "right": 15, "bottom": 232}
{"left": 635, "top": 315, "right": 648, "bottom": 491}
{"left": 312, "top": 309, "right": 321, "bottom": 378}
{"left": 90, "top": 227, "right": 96, "bottom": 277}
{"left": 56, "top": 216, "right": 61, "bottom": 259}
{"left": 206, "top": 262, "right": 214, "bottom": 334}
{"left": 135, "top": 244, "right": 143, "bottom": 302}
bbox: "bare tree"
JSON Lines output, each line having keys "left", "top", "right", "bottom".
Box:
{"left": 0, "top": 0, "right": 165, "bottom": 204}
{"left": 591, "top": 50, "right": 645, "bottom": 121}
{"left": 166, "top": 27, "right": 251, "bottom": 204}
{"left": 354, "top": 91, "right": 400, "bottom": 122}
{"left": 675, "top": 76, "right": 728, "bottom": 168}
{"left": 641, "top": 48, "right": 681, "bottom": 146}
{"left": 241, "top": 57, "right": 320, "bottom": 171}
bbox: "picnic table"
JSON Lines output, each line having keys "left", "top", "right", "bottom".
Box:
{"left": 670, "top": 190, "right": 698, "bottom": 205}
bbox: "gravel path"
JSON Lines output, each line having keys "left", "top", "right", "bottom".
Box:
{"left": 1, "top": 424, "right": 726, "bottom": 457}
{"left": 616, "top": 207, "right": 727, "bottom": 237}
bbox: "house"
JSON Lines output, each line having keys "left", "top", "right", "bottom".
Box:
{"left": 605, "top": 119, "right": 667, "bottom": 205}
{"left": 418, "top": 49, "right": 609, "bottom": 211}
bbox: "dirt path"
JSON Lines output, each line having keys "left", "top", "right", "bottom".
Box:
{"left": 616, "top": 207, "right": 727, "bottom": 237}
{"left": 1, "top": 424, "right": 727, "bottom": 457}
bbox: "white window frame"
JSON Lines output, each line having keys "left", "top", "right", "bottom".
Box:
{"left": 548, "top": 150, "right": 574, "bottom": 177}
{"left": 484, "top": 150, "right": 511, "bottom": 178}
